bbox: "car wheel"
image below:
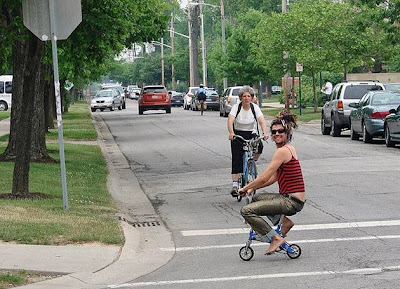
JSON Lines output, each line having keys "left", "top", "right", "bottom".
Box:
{"left": 100, "top": 108, "right": 105, "bottom": 112}
{"left": 110, "top": 106, "right": 114, "bottom": 111}
{"left": 350, "top": 122, "right": 359, "bottom": 140}
{"left": 0, "top": 101, "right": 8, "bottom": 111}
{"left": 139, "top": 106, "right": 143, "bottom": 115}
{"left": 91, "top": 108, "right": 96, "bottom": 112}
{"left": 321, "top": 114, "right": 331, "bottom": 135}
{"left": 118, "top": 105, "right": 122, "bottom": 110}
{"left": 166, "top": 107, "right": 171, "bottom": 114}
{"left": 384, "top": 125, "right": 395, "bottom": 147}
{"left": 331, "top": 117, "right": 341, "bottom": 137}
{"left": 362, "top": 122, "right": 372, "bottom": 143}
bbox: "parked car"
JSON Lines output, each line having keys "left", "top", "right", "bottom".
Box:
{"left": 384, "top": 104, "right": 400, "bottom": 147}
{"left": 0, "top": 75, "right": 12, "bottom": 111}
{"left": 190, "top": 89, "right": 219, "bottom": 111}
{"left": 219, "top": 86, "right": 242, "bottom": 117}
{"left": 90, "top": 89, "right": 123, "bottom": 112}
{"left": 321, "top": 81, "right": 384, "bottom": 136}
{"left": 101, "top": 84, "right": 126, "bottom": 109}
{"left": 128, "top": 85, "right": 141, "bottom": 100}
{"left": 349, "top": 91, "right": 400, "bottom": 143}
{"left": 138, "top": 85, "right": 171, "bottom": 115}
{"left": 183, "top": 86, "right": 200, "bottom": 110}
{"left": 169, "top": 91, "right": 184, "bottom": 107}
{"left": 384, "top": 83, "right": 400, "bottom": 92}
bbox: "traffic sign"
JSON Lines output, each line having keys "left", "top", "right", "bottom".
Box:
{"left": 22, "top": 0, "right": 82, "bottom": 41}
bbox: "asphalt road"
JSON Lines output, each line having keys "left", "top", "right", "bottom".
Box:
{"left": 100, "top": 99, "right": 400, "bottom": 289}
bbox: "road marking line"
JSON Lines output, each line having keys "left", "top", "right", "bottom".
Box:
{"left": 108, "top": 265, "right": 400, "bottom": 287}
{"left": 160, "top": 234, "right": 400, "bottom": 252}
{"left": 181, "top": 220, "right": 400, "bottom": 236}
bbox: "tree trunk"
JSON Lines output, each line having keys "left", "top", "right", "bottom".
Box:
{"left": 11, "top": 31, "right": 44, "bottom": 196}
{"left": 44, "top": 65, "right": 55, "bottom": 131}
{"left": 312, "top": 71, "right": 317, "bottom": 113}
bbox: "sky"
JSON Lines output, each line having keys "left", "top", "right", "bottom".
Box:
{"left": 180, "top": 0, "right": 188, "bottom": 8}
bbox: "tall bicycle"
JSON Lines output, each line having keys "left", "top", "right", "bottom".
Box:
{"left": 233, "top": 135, "right": 264, "bottom": 202}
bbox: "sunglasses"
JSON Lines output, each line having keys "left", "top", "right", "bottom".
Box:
{"left": 271, "top": 128, "right": 286, "bottom": 135}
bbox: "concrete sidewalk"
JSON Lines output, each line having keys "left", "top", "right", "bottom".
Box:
{"left": 0, "top": 116, "right": 175, "bottom": 288}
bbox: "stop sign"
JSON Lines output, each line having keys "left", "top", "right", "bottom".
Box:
{"left": 22, "top": 0, "right": 82, "bottom": 41}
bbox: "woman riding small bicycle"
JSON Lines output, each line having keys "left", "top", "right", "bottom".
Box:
{"left": 238, "top": 110, "right": 306, "bottom": 255}
{"left": 227, "top": 86, "right": 268, "bottom": 197}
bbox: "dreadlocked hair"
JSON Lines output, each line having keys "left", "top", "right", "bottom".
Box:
{"left": 270, "top": 109, "right": 298, "bottom": 141}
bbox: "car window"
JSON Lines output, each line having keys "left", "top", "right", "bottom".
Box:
{"left": 343, "top": 84, "right": 383, "bottom": 99}
{"left": 143, "top": 87, "right": 167, "bottom": 93}
{"left": 372, "top": 92, "right": 400, "bottom": 105}
{"left": 384, "top": 83, "right": 400, "bottom": 91}
{"left": 0, "top": 81, "right": 3, "bottom": 93}
{"left": 5, "top": 81, "right": 12, "bottom": 93}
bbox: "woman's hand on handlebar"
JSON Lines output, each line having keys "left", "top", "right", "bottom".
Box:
{"left": 263, "top": 133, "right": 269, "bottom": 142}
{"left": 229, "top": 132, "right": 235, "bottom": 141}
{"left": 238, "top": 187, "right": 253, "bottom": 197}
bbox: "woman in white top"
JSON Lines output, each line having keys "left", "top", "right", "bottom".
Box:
{"left": 227, "top": 86, "right": 268, "bottom": 197}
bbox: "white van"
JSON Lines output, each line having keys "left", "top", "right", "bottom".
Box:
{"left": 0, "top": 75, "right": 12, "bottom": 111}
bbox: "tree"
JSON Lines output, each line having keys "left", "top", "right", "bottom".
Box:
{"left": 0, "top": 0, "right": 170, "bottom": 197}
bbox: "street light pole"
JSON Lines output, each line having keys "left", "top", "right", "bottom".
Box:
{"left": 161, "top": 38, "right": 165, "bottom": 86}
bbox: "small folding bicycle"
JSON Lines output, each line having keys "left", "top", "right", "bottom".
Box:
{"left": 239, "top": 214, "right": 302, "bottom": 261}
{"left": 233, "top": 135, "right": 263, "bottom": 202}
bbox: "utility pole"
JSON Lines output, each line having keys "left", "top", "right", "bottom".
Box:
{"left": 282, "top": 0, "right": 290, "bottom": 109}
{"left": 161, "top": 38, "right": 165, "bottom": 86}
{"left": 170, "top": 13, "right": 176, "bottom": 90}
{"left": 200, "top": 1, "right": 207, "bottom": 87}
{"left": 221, "top": 0, "right": 227, "bottom": 90}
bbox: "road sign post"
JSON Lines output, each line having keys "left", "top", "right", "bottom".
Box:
{"left": 22, "top": 0, "right": 82, "bottom": 210}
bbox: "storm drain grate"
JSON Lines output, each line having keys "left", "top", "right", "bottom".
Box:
{"left": 119, "top": 216, "right": 161, "bottom": 228}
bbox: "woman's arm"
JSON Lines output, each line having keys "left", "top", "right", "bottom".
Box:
{"left": 240, "top": 148, "right": 286, "bottom": 193}
{"left": 258, "top": 115, "right": 268, "bottom": 140}
{"left": 227, "top": 114, "right": 235, "bottom": 140}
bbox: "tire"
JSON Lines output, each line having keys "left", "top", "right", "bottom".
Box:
{"left": 109, "top": 106, "right": 114, "bottom": 111}
{"left": 362, "top": 122, "right": 372, "bottom": 143}
{"left": 287, "top": 244, "right": 301, "bottom": 259}
{"left": 350, "top": 122, "right": 359, "bottom": 140}
{"left": 239, "top": 246, "right": 254, "bottom": 261}
{"left": 166, "top": 107, "right": 171, "bottom": 114}
{"left": 118, "top": 105, "right": 122, "bottom": 110}
{"left": 321, "top": 115, "right": 330, "bottom": 135}
{"left": 385, "top": 125, "right": 395, "bottom": 147}
{"left": 91, "top": 108, "right": 96, "bottom": 112}
{"left": 139, "top": 107, "right": 143, "bottom": 115}
{"left": 0, "top": 101, "right": 8, "bottom": 111}
{"left": 100, "top": 108, "right": 105, "bottom": 112}
{"left": 331, "top": 117, "right": 341, "bottom": 137}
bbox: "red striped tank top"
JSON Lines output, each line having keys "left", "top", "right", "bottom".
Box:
{"left": 277, "top": 149, "right": 305, "bottom": 194}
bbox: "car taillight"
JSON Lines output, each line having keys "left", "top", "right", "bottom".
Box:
{"left": 337, "top": 100, "right": 343, "bottom": 110}
{"left": 188, "top": 93, "right": 194, "bottom": 97}
{"left": 371, "top": 111, "right": 389, "bottom": 118}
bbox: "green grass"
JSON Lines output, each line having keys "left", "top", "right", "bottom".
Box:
{"left": 46, "top": 102, "right": 97, "bottom": 140}
{"left": 0, "top": 111, "right": 10, "bottom": 121}
{"left": 0, "top": 270, "right": 26, "bottom": 288}
{"left": 262, "top": 94, "right": 281, "bottom": 103}
{"left": 262, "top": 106, "right": 322, "bottom": 123}
{"left": 0, "top": 102, "right": 124, "bottom": 245}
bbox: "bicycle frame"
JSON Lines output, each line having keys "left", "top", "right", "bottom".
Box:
{"left": 234, "top": 135, "right": 264, "bottom": 202}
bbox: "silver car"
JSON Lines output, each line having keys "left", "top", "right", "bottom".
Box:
{"left": 219, "top": 86, "right": 242, "bottom": 117}
{"left": 90, "top": 89, "right": 123, "bottom": 112}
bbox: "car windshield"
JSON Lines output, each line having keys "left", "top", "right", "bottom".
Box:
{"left": 206, "top": 91, "right": 218, "bottom": 96}
{"left": 372, "top": 92, "right": 400, "bottom": 105}
{"left": 232, "top": 88, "right": 241, "bottom": 96}
{"left": 144, "top": 87, "right": 167, "bottom": 93}
{"left": 95, "top": 90, "right": 113, "bottom": 98}
{"left": 344, "top": 84, "right": 383, "bottom": 99}
{"left": 385, "top": 83, "right": 400, "bottom": 91}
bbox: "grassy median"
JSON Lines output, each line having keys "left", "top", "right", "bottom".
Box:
{"left": 262, "top": 106, "right": 321, "bottom": 122}
{"left": 0, "top": 101, "right": 124, "bottom": 245}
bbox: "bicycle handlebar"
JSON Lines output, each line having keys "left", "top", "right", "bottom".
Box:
{"left": 233, "top": 135, "right": 266, "bottom": 143}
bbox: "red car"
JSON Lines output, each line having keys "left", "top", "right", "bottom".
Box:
{"left": 138, "top": 85, "right": 171, "bottom": 115}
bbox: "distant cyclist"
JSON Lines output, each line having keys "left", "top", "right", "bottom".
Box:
{"left": 195, "top": 84, "right": 207, "bottom": 115}
{"left": 238, "top": 110, "right": 306, "bottom": 255}
{"left": 227, "top": 86, "right": 268, "bottom": 197}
